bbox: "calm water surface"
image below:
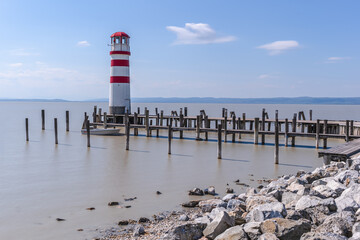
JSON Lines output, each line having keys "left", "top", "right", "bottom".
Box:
{"left": 0, "top": 102, "right": 358, "bottom": 239}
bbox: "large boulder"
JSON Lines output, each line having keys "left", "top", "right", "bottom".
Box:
{"left": 295, "top": 196, "right": 335, "bottom": 225}
{"left": 246, "top": 195, "right": 279, "bottom": 212}
{"left": 260, "top": 218, "right": 311, "bottom": 240}
{"left": 199, "top": 199, "right": 226, "bottom": 212}
{"left": 334, "top": 170, "right": 359, "bottom": 185}
{"left": 167, "top": 223, "right": 207, "bottom": 240}
{"left": 300, "top": 232, "right": 348, "bottom": 240}
{"left": 227, "top": 199, "right": 246, "bottom": 211}
{"left": 228, "top": 207, "right": 246, "bottom": 225}
{"left": 335, "top": 184, "right": 360, "bottom": 212}
{"left": 189, "top": 188, "right": 204, "bottom": 196}
{"left": 311, "top": 185, "right": 338, "bottom": 199}
{"left": 315, "top": 215, "right": 352, "bottom": 238}
{"left": 214, "top": 225, "right": 248, "bottom": 240}
{"left": 246, "top": 202, "right": 287, "bottom": 222}
{"left": 223, "top": 194, "right": 237, "bottom": 202}
{"left": 243, "top": 222, "right": 262, "bottom": 240}
{"left": 281, "top": 191, "right": 301, "bottom": 208}
{"left": 205, "top": 186, "right": 217, "bottom": 196}
{"left": 203, "top": 211, "right": 235, "bottom": 240}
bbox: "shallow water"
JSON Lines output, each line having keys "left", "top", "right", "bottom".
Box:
{"left": 0, "top": 102, "right": 358, "bottom": 239}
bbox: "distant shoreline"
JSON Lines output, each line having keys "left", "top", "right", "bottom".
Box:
{"left": 2, "top": 97, "right": 360, "bottom": 105}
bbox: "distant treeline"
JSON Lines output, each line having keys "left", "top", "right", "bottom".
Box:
{"left": 2, "top": 97, "right": 360, "bottom": 105}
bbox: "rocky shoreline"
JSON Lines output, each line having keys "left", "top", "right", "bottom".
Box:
{"left": 97, "top": 159, "right": 360, "bottom": 240}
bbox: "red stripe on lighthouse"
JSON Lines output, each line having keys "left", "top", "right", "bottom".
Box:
{"left": 110, "top": 51, "right": 131, "bottom": 55}
{"left": 110, "top": 76, "right": 130, "bottom": 83}
{"left": 111, "top": 60, "right": 129, "bottom": 67}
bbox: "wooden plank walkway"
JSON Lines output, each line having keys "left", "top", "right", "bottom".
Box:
{"left": 318, "top": 139, "right": 360, "bottom": 164}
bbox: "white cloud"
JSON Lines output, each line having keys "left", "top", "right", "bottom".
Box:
{"left": 166, "top": 23, "right": 236, "bottom": 45}
{"left": 9, "top": 49, "right": 39, "bottom": 56}
{"left": 9, "top": 63, "right": 23, "bottom": 67}
{"left": 326, "top": 57, "right": 351, "bottom": 63}
{"left": 257, "top": 40, "right": 299, "bottom": 55}
{"left": 258, "top": 73, "right": 279, "bottom": 80}
{"left": 77, "top": 40, "right": 91, "bottom": 47}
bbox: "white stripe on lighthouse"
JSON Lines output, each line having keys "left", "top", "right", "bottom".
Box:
{"left": 110, "top": 55, "right": 129, "bottom": 60}
{"left": 110, "top": 66, "right": 130, "bottom": 77}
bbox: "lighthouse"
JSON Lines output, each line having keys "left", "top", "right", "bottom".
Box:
{"left": 109, "top": 32, "right": 131, "bottom": 114}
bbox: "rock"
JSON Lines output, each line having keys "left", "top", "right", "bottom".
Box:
{"left": 86, "top": 207, "right": 95, "bottom": 210}
{"left": 204, "top": 186, "right": 216, "bottom": 196}
{"left": 326, "top": 179, "right": 346, "bottom": 195}
{"left": 169, "top": 223, "right": 207, "bottom": 240}
{"left": 295, "top": 196, "right": 328, "bottom": 211}
{"left": 203, "top": 211, "right": 235, "bottom": 240}
{"left": 246, "top": 202, "right": 287, "bottom": 222}
{"left": 260, "top": 218, "right": 311, "bottom": 240}
{"left": 223, "top": 194, "right": 237, "bottom": 202}
{"left": 287, "top": 182, "right": 306, "bottom": 194}
{"left": 335, "top": 196, "right": 358, "bottom": 212}
{"left": 228, "top": 208, "right": 246, "bottom": 225}
{"left": 258, "top": 233, "right": 279, "bottom": 240}
{"left": 334, "top": 170, "right": 359, "bottom": 184}
{"left": 285, "top": 210, "right": 304, "bottom": 220}
{"left": 315, "top": 215, "right": 352, "bottom": 238}
{"left": 124, "top": 197, "right": 137, "bottom": 201}
{"left": 133, "top": 224, "right": 145, "bottom": 236}
{"left": 179, "top": 214, "right": 190, "bottom": 221}
{"left": 246, "top": 195, "right": 278, "bottom": 212}
{"left": 189, "top": 188, "right": 205, "bottom": 196}
{"left": 267, "top": 189, "right": 283, "bottom": 202}
{"left": 138, "top": 217, "right": 150, "bottom": 223}
{"left": 227, "top": 199, "right": 245, "bottom": 211}
{"left": 156, "top": 191, "right": 162, "bottom": 195}
{"left": 125, "top": 205, "right": 131, "bottom": 208}
{"left": 214, "top": 225, "right": 248, "bottom": 240}
{"left": 56, "top": 218, "right": 65, "bottom": 221}
{"left": 312, "top": 185, "right": 337, "bottom": 199}
{"left": 199, "top": 199, "right": 225, "bottom": 212}
{"left": 118, "top": 220, "right": 129, "bottom": 225}
{"left": 108, "top": 201, "right": 120, "bottom": 206}
{"left": 300, "top": 232, "right": 348, "bottom": 240}
{"left": 246, "top": 188, "right": 257, "bottom": 196}
{"left": 77, "top": 229, "right": 83, "bottom": 231}
{"left": 281, "top": 191, "right": 301, "bottom": 208}
{"left": 182, "top": 200, "right": 201, "bottom": 208}
{"left": 194, "top": 216, "right": 211, "bottom": 225}
{"left": 226, "top": 188, "right": 234, "bottom": 194}
{"left": 243, "top": 222, "right": 262, "bottom": 240}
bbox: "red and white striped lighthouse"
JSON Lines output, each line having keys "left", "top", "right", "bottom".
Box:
{"left": 109, "top": 32, "right": 131, "bottom": 114}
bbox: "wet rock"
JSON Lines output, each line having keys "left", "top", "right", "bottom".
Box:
{"left": 182, "top": 200, "right": 200, "bottom": 208}
{"left": 189, "top": 188, "right": 205, "bottom": 196}
{"left": 246, "top": 202, "right": 287, "bottom": 222}
{"left": 56, "top": 218, "right": 65, "bottom": 221}
{"left": 260, "top": 218, "right": 311, "bottom": 240}
{"left": 124, "top": 197, "right": 137, "bottom": 201}
{"left": 204, "top": 186, "right": 216, "bottom": 196}
{"left": 223, "top": 194, "right": 237, "bottom": 202}
{"left": 133, "top": 224, "right": 145, "bottom": 236}
{"left": 86, "top": 207, "right": 95, "bottom": 210}
{"left": 138, "top": 217, "right": 150, "bottom": 223}
{"left": 214, "top": 225, "right": 248, "bottom": 240}
{"left": 300, "top": 232, "right": 348, "bottom": 240}
{"left": 243, "top": 222, "right": 261, "bottom": 240}
{"left": 170, "top": 223, "right": 207, "bottom": 240}
{"left": 203, "top": 211, "right": 235, "bottom": 240}
{"left": 77, "top": 229, "right": 83, "bottom": 231}
{"left": 226, "top": 188, "right": 234, "bottom": 194}
{"left": 118, "top": 220, "right": 129, "bottom": 226}
{"left": 125, "top": 205, "right": 131, "bottom": 208}
{"left": 108, "top": 201, "right": 120, "bottom": 206}
{"left": 156, "top": 191, "right": 162, "bottom": 195}
{"left": 179, "top": 214, "right": 189, "bottom": 221}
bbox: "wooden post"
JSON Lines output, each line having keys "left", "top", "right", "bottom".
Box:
{"left": 291, "top": 113, "right": 297, "bottom": 146}
{"left": 184, "top": 107, "right": 188, "bottom": 117}
{"left": 274, "top": 110, "right": 279, "bottom": 164}
{"left": 168, "top": 124, "right": 172, "bottom": 154}
{"left": 98, "top": 108, "right": 102, "bottom": 122}
{"left": 316, "top": 119, "right": 320, "bottom": 149}
{"left": 86, "top": 120, "right": 90, "bottom": 147}
{"left": 125, "top": 121, "right": 130, "bottom": 150}
{"left": 112, "top": 113, "right": 116, "bottom": 124}
{"left": 41, "top": 109, "right": 45, "bottom": 130}
{"left": 309, "top": 110, "right": 313, "bottom": 121}
{"left": 224, "top": 114, "right": 228, "bottom": 142}
{"left": 25, "top": 118, "right": 29, "bottom": 141}
{"left": 205, "top": 115, "right": 209, "bottom": 141}
{"left": 284, "top": 118, "right": 289, "bottom": 147}
{"left": 65, "top": 110, "right": 69, "bottom": 132}
{"left": 238, "top": 117, "right": 242, "bottom": 139}
{"left": 196, "top": 115, "right": 201, "bottom": 140}
{"left": 156, "top": 113, "right": 160, "bottom": 137}
{"left": 323, "top": 120, "right": 328, "bottom": 149}
{"left": 93, "top": 106, "right": 97, "bottom": 122}
{"left": 54, "top": 118, "right": 58, "bottom": 145}
{"left": 155, "top": 107, "right": 158, "bottom": 115}
{"left": 261, "top": 108, "right": 266, "bottom": 144}
{"left": 346, "top": 120, "right": 350, "bottom": 142}
{"left": 217, "top": 124, "right": 222, "bottom": 159}
{"left": 103, "top": 112, "right": 107, "bottom": 129}
{"left": 350, "top": 120, "right": 354, "bottom": 136}
{"left": 242, "top": 113, "right": 246, "bottom": 131}
{"left": 254, "top": 118, "right": 259, "bottom": 144}
{"left": 160, "top": 110, "right": 164, "bottom": 127}
{"left": 232, "top": 114, "right": 236, "bottom": 142}
{"left": 145, "top": 109, "right": 150, "bottom": 137}
{"left": 137, "top": 107, "right": 140, "bottom": 114}
{"left": 134, "top": 112, "right": 138, "bottom": 135}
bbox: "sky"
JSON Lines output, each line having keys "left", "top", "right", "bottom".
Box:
{"left": 0, "top": 0, "right": 359, "bottom": 100}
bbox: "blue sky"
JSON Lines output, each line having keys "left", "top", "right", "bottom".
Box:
{"left": 0, "top": 0, "right": 359, "bottom": 100}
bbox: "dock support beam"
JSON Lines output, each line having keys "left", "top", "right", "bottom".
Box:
{"left": 274, "top": 110, "right": 279, "bottom": 164}
{"left": 25, "top": 118, "right": 29, "bottom": 141}
{"left": 316, "top": 119, "right": 320, "bottom": 149}
{"left": 86, "top": 120, "right": 90, "bottom": 147}
{"left": 284, "top": 118, "right": 289, "bottom": 147}
{"left": 66, "top": 110, "right": 69, "bottom": 132}
{"left": 261, "top": 108, "right": 266, "bottom": 144}
{"left": 41, "top": 109, "right": 45, "bottom": 130}
{"left": 54, "top": 118, "right": 58, "bottom": 145}
{"left": 254, "top": 118, "right": 259, "bottom": 145}
{"left": 323, "top": 120, "right": 328, "bottom": 149}
{"left": 217, "top": 124, "right": 222, "bottom": 159}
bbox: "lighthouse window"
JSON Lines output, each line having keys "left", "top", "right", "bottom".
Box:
{"left": 115, "top": 38, "right": 120, "bottom": 44}
{"left": 122, "top": 37, "right": 126, "bottom": 44}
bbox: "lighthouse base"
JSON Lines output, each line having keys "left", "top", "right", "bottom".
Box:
{"left": 109, "top": 106, "right": 126, "bottom": 114}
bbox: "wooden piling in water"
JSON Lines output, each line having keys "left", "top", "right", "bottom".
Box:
{"left": 309, "top": 110, "right": 313, "bottom": 121}
{"left": 134, "top": 112, "right": 138, "bottom": 135}
{"left": 232, "top": 114, "right": 236, "bottom": 142}
{"left": 204, "top": 115, "right": 208, "bottom": 141}
{"left": 196, "top": 115, "right": 201, "bottom": 140}
{"left": 292, "top": 114, "right": 297, "bottom": 146}
{"left": 351, "top": 120, "right": 354, "bottom": 136}
{"left": 66, "top": 110, "right": 69, "bottom": 132}
{"left": 156, "top": 113, "right": 160, "bottom": 137}
{"left": 224, "top": 114, "right": 228, "bottom": 142}
{"left": 168, "top": 124, "right": 172, "bottom": 154}
{"left": 25, "top": 118, "right": 29, "bottom": 141}
{"left": 254, "top": 118, "right": 259, "bottom": 145}
{"left": 93, "top": 106, "right": 97, "bottom": 123}
{"left": 41, "top": 109, "right": 45, "bottom": 130}
{"left": 54, "top": 118, "right": 58, "bottom": 145}
{"left": 184, "top": 107, "right": 188, "bottom": 117}
{"left": 145, "top": 110, "right": 150, "bottom": 137}
{"left": 103, "top": 112, "right": 107, "bottom": 129}
{"left": 323, "top": 120, "right": 328, "bottom": 149}
{"left": 316, "top": 119, "right": 320, "bottom": 149}
{"left": 346, "top": 120, "right": 350, "bottom": 142}
{"left": 274, "top": 111, "right": 279, "bottom": 164}
{"left": 217, "top": 124, "right": 222, "bottom": 159}
{"left": 86, "top": 120, "right": 90, "bottom": 147}
{"left": 125, "top": 121, "right": 130, "bottom": 150}
{"left": 261, "top": 108, "right": 266, "bottom": 144}
{"left": 284, "top": 118, "right": 289, "bottom": 147}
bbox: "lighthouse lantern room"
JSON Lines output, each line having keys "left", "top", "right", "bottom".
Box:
{"left": 109, "top": 32, "right": 131, "bottom": 115}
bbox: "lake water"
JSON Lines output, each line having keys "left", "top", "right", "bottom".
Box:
{"left": 0, "top": 102, "right": 358, "bottom": 239}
